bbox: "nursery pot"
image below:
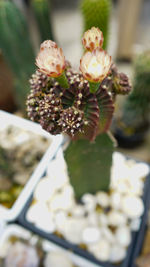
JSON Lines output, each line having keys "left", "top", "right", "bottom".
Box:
{"left": 18, "top": 151, "right": 150, "bottom": 267}
{"left": 0, "top": 110, "right": 63, "bottom": 222}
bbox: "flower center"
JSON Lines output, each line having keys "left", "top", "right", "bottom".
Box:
{"left": 87, "top": 57, "right": 103, "bottom": 76}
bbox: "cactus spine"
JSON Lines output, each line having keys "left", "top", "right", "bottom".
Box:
{"left": 0, "top": 0, "right": 35, "bottom": 109}
{"left": 31, "top": 0, "right": 54, "bottom": 42}
{"left": 80, "top": 0, "right": 112, "bottom": 49}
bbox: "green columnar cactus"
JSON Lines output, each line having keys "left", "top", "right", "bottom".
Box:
{"left": 80, "top": 0, "right": 112, "bottom": 49}
{"left": 0, "top": 0, "right": 35, "bottom": 109}
{"left": 115, "top": 51, "right": 150, "bottom": 143}
{"left": 31, "top": 0, "right": 54, "bottom": 42}
{"left": 27, "top": 28, "right": 131, "bottom": 198}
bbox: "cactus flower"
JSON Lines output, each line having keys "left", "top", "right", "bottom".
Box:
{"left": 80, "top": 48, "right": 111, "bottom": 83}
{"left": 36, "top": 40, "right": 65, "bottom": 78}
{"left": 82, "top": 27, "right": 104, "bottom": 51}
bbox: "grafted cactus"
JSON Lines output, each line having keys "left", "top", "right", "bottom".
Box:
{"left": 27, "top": 27, "right": 131, "bottom": 198}
{"left": 30, "top": 0, "right": 54, "bottom": 42}
{"left": 80, "top": 0, "right": 112, "bottom": 49}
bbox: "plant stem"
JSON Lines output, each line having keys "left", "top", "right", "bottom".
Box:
{"left": 89, "top": 81, "right": 100, "bottom": 93}
{"left": 55, "top": 72, "right": 69, "bottom": 89}
{"left": 64, "top": 132, "right": 115, "bottom": 199}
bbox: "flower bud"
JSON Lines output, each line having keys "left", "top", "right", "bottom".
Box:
{"left": 36, "top": 40, "right": 65, "bottom": 78}
{"left": 80, "top": 48, "right": 111, "bottom": 83}
{"left": 82, "top": 27, "right": 104, "bottom": 51}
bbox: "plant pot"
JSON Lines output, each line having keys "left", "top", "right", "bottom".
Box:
{"left": 18, "top": 149, "right": 150, "bottom": 267}
{"left": 0, "top": 110, "right": 63, "bottom": 222}
{"left": 0, "top": 224, "right": 92, "bottom": 267}
{"left": 112, "top": 120, "right": 149, "bottom": 149}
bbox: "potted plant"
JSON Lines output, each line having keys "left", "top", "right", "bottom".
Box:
{"left": 0, "top": 110, "right": 62, "bottom": 222}
{"left": 0, "top": 224, "right": 85, "bottom": 267}
{"left": 113, "top": 51, "right": 150, "bottom": 148}
{"left": 25, "top": 27, "right": 150, "bottom": 265}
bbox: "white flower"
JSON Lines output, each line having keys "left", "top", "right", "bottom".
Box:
{"left": 82, "top": 27, "right": 104, "bottom": 51}
{"left": 80, "top": 48, "right": 111, "bottom": 83}
{"left": 36, "top": 40, "right": 65, "bottom": 77}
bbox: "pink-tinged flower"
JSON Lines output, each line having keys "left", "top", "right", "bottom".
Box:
{"left": 82, "top": 27, "right": 104, "bottom": 51}
{"left": 80, "top": 48, "right": 111, "bottom": 83}
{"left": 40, "top": 40, "right": 58, "bottom": 49}
{"left": 36, "top": 40, "right": 65, "bottom": 78}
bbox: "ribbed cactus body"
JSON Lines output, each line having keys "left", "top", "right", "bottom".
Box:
{"left": 0, "top": 0, "right": 35, "bottom": 109}
{"left": 122, "top": 51, "right": 150, "bottom": 129}
{"left": 0, "top": 0, "right": 35, "bottom": 78}
{"left": 80, "top": 0, "right": 112, "bottom": 49}
{"left": 31, "top": 0, "right": 54, "bottom": 42}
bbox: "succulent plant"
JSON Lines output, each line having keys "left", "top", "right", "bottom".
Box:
{"left": 80, "top": 0, "right": 112, "bottom": 49}
{"left": 114, "top": 51, "right": 150, "bottom": 147}
{"left": 30, "top": 0, "right": 54, "bottom": 42}
{"left": 0, "top": 0, "right": 35, "bottom": 109}
{"left": 27, "top": 27, "right": 131, "bottom": 198}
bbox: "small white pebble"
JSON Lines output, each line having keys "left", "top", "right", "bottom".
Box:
{"left": 122, "top": 195, "right": 144, "bottom": 219}
{"left": 27, "top": 202, "right": 51, "bottom": 224}
{"left": 82, "top": 227, "right": 101, "bottom": 244}
{"left": 109, "top": 245, "right": 126, "bottom": 263}
{"left": 82, "top": 194, "right": 96, "bottom": 212}
{"left": 44, "top": 251, "right": 73, "bottom": 267}
{"left": 101, "top": 227, "right": 115, "bottom": 244}
{"left": 72, "top": 205, "right": 85, "bottom": 217}
{"left": 87, "top": 212, "right": 98, "bottom": 226}
{"left": 96, "top": 192, "right": 110, "bottom": 208}
{"left": 129, "top": 163, "right": 149, "bottom": 180}
{"left": 54, "top": 211, "right": 68, "bottom": 232}
{"left": 130, "top": 218, "right": 141, "bottom": 231}
{"left": 63, "top": 218, "right": 87, "bottom": 244}
{"left": 49, "top": 185, "right": 74, "bottom": 212}
{"left": 108, "top": 211, "right": 127, "bottom": 226}
{"left": 115, "top": 226, "right": 131, "bottom": 247}
{"left": 88, "top": 239, "right": 110, "bottom": 261}
{"left": 110, "top": 192, "right": 122, "bottom": 210}
{"left": 34, "top": 177, "right": 56, "bottom": 202}
{"left": 99, "top": 214, "right": 108, "bottom": 226}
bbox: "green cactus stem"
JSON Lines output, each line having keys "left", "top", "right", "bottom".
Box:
{"left": 80, "top": 0, "right": 112, "bottom": 49}
{"left": 64, "top": 133, "right": 114, "bottom": 199}
{"left": 89, "top": 81, "right": 100, "bottom": 93}
{"left": 116, "top": 51, "right": 150, "bottom": 135}
{"left": 55, "top": 72, "right": 69, "bottom": 89}
{"left": 31, "top": 0, "right": 54, "bottom": 42}
{"left": 0, "top": 0, "right": 35, "bottom": 109}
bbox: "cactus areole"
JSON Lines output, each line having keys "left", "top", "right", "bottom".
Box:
{"left": 27, "top": 28, "right": 131, "bottom": 198}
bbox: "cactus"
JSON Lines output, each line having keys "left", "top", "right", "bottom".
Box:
{"left": 30, "top": 0, "right": 54, "bottom": 42}
{"left": 114, "top": 51, "right": 150, "bottom": 145}
{"left": 27, "top": 28, "right": 131, "bottom": 198}
{"left": 0, "top": 0, "right": 35, "bottom": 109}
{"left": 80, "top": 0, "right": 112, "bottom": 49}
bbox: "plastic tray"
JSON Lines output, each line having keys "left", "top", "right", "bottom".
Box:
{"left": 0, "top": 224, "right": 100, "bottom": 267}
{"left": 0, "top": 110, "right": 63, "bottom": 222}
{"left": 18, "top": 153, "right": 150, "bottom": 267}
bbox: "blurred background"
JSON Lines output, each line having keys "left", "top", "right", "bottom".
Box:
{"left": 0, "top": 1, "right": 150, "bottom": 264}
{"left": 0, "top": 0, "right": 150, "bottom": 160}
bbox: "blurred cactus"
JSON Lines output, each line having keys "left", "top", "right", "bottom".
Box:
{"left": 80, "top": 0, "right": 112, "bottom": 49}
{"left": 0, "top": 0, "right": 35, "bottom": 109}
{"left": 30, "top": 0, "right": 54, "bottom": 42}
{"left": 27, "top": 28, "right": 131, "bottom": 198}
{"left": 114, "top": 51, "right": 150, "bottom": 147}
